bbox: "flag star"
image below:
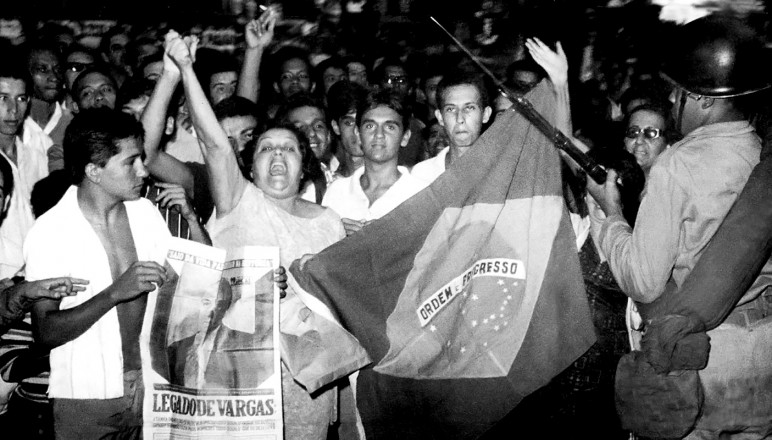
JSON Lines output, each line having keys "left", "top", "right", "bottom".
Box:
{"left": 500, "top": 306, "right": 505, "bottom": 311}
{"left": 497, "top": 280, "right": 504, "bottom": 285}
{"left": 483, "top": 342, "right": 488, "bottom": 347}
{"left": 494, "top": 325, "right": 500, "bottom": 331}
{"left": 490, "top": 314, "right": 496, "bottom": 320}
{"left": 504, "top": 321, "right": 508, "bottom": 326}
{"left": 472, "top": 294, "right": 479, "bottom": 301}
{"left": 446, "top": 341, "right": 451, "bottom": 347}
{"left": 461, "top": 309, "right": 466, "bottom": 315}
{"left": 499, "top": 314, "right": 504, "bottom": 318}
{"left": 460, "top": 347, "right": 466, "bottom": 354}
{"left": 462, "top": 292, "right": 468, "bottom": 298}
{"left": 507, "top": 295, "right": 512, "bottom": 300}
{"left": 483, "top": 318, "right": 489, "bottom": 324}
{"left": 512, "top": 281, "right": 518, "bottom": 286}
{"left": 503, "top": 288, "right": 508, "bottom": 293}
{"left": 472, "top": 320, "right": 478, "bottom": 327}
{"left": 430, "top": 325, "right": 437, "bottom": 332}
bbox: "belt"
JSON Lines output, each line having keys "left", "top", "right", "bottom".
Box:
{"left": 723, "top": 290, "right": 772, "bottom": 327}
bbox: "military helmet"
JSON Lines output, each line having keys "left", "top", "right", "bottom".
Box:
{"left": 660, "top": 15, "right": 771, "bottom": 98}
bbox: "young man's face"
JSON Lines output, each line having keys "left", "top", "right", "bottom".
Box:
{"left": 357, "top": 104, "right": 410, "bottom": 164}
{"left": 96, "top": 136, "right": 148, "bottom": 201}
{"left": 220, "top": 115, "right": 257, "bottom": 154}
{"left": 209, "top": 71, "right": 238, "bottom": 106}
{"left": 276, "top": 58, "right": 312, "bottom": 98}
{"left": 75, "top": 72, "right": 117, "bottom": 111}
{"left": 322, "top": 66, "right": 345, "bottom": 95}
{"left": 332, "top": 111, "right": 363, "bottom": 158}
{"left": 0, "top": 77, "right": 29, "bottom": 137}
{"left": 29, "top": 49, "right": 62, "bottom": 102}
{"left": 287, "top": 106, "right": 330, "bottom": 160}
{"left": 436, "top": 84, "right": 491, "bottom": 149}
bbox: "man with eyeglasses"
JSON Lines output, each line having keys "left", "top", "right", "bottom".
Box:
{"left": 588, "top": 16, "right": 772, "bottom": 438}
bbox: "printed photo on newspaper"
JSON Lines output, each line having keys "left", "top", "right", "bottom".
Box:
{"left": 141, "top": 238, "right": 282, "bottom": 439}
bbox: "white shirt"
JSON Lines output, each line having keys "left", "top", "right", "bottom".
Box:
{"left": 25, "top": 101, "right": 64, "bottom": 136}
{"left": 411, "top": 147, "right": 449, "bottom": 185}
{"left": 24, "top": 186, "right": 171, "bottom": 399}
{"left": 0, "top": 134, "right": 50, "bottom": 278}
{"left": 322, "top": 165, "right": 424, "bottom": 221}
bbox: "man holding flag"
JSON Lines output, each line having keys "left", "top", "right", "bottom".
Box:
{"left": 290, "top": 80, "right": 596, "bottom": 438}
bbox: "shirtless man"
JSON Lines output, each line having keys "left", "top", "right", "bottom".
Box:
{"left": 25, "top": 109, "right": 206, "bottom": 439}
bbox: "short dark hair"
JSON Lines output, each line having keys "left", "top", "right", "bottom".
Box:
{"left": 138, "top": 52, "right": 163, "bottom": 77}
{"left": 72, "top": 66, "right": 117, "bottom": 99}
{"left": 356, "top": 89, "right": 411, "bottom": 129}
{"left": 193, "top": 47, "right": 239, "bottom": 89}
{"left": 619, "top": 79, "right": 672, "bottom": 116}
{"left": 213, "top": 96, "right": 259, "bottom": 122}
{"left": 0, "top": 154, "right": 14, "bottom": 199}
{"left": 274, "top": 91, "right": 327, "bottom": 125}
{"left": 64, "top": 109, "right": 145, "bottom": 184}
{"left": 0, "top": 47, "right": 32, "bottom": 93}
{"left": 64, "top": 44, "right": 98, "bottom": 63}
{"left": 326, "top": 80, "right": 368, "bottom": 122}
{"left": 435, "top": 70, "right": 489, "bottom": 110}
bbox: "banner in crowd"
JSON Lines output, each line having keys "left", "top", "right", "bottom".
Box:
{"left": 290, "top": 81, "right": 596, "bottom": 438}
{"left": 142, "top": 239, "right": 282, "bottom": 439}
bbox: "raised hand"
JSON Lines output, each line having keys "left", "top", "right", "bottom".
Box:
{"left": 183, "top": 35, "right": 199, "bottom": 63}
{"left": 525, "top": 38, "right": 568, "bottom": 86}
{"left": 165, "top": 32, "right": 195, "bottom": 70}
{"left": 155, "top": 182, "right": 196, "bottom": 222}
{"left": 109, "top": 261, "right": 167, "bottom": 304}
{"left": 245, "top": 7, "right": 277, "bottom": 49}
{"left": 162, "top": 30, "right": 182, "bottom": 77}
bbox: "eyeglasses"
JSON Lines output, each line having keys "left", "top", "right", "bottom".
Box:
{"left": 625, "top": 126, "right": 662, "bottom": 140}
{"left": 384, "top": 75, "right": 408, "bottom": 86}
{"left": 66, "top": 62, "right": 93, "bottom": 73}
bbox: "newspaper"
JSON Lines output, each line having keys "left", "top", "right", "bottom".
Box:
{"left": 142, "top": 238, "right": 282, "bottom": 439}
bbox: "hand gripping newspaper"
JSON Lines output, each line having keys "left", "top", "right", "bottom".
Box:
{"left": 141, "top": 237, "right": 282, "bottom": 438}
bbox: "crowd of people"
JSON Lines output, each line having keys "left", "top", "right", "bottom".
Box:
{"left": 0, "top": 1, "right": 772, "bottom": 439}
